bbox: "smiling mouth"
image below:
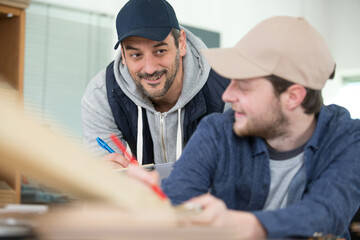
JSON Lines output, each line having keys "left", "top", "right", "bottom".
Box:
{"left": 234, "top": 110, "right": 246, "bottom": 118}
{"left": 143, "top": 73, "right": 163, "bottom": 82}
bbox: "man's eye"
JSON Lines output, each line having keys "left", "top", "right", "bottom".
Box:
{"left": 238, "top": 83, "right": 249, "bottom": 91}
{"left": 155, "top": 49, "right": 166, "bottom": 55}
{"left": 239, "top": 86, "right": 249, "bottom": 91}
{"left": 130, "top": 53, "right": 141, "bottom": 58}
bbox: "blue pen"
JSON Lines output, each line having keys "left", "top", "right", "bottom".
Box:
{"left": 96, "top": 137, "right": 115, "bottom": 153}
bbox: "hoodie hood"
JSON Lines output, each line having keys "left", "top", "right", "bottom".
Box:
{"left": 113, "top": 26, "right": 211, "bottom": 113}
{"left": 81, "top": 26, "right": 224, "bottom": 165}
{"left": 109, "top": 26, "right": 212, "bottom": 164}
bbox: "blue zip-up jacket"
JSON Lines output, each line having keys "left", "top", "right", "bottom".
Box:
{"left": 162, "top": 104, "right": 360, "bottom": 239}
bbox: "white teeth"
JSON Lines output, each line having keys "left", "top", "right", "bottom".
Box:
{"left": 145, "top": 75, "right": 162, "bottom": 81}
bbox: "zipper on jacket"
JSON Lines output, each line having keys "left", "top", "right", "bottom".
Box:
{"left": 160, "top": 113, "right": 168, "bottom": 163}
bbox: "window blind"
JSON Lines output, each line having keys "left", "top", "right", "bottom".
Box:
{"left": 24, "top": 2, "right": 114, "bottom": 141}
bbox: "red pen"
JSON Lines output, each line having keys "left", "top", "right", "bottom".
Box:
{"left": 110, "top": 134, "right": 138, "bottom": 165}
{"left": 109, "top": 134, "right": 167, "bottom": 200}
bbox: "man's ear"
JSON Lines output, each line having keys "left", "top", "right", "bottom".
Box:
{"left": 121, "top": 46, "right": 126, "bottom": 65}
{"left": 178, "top": 30, "right": 187, "bottom": 57}
{"left": 282, "top": 84, "right": 307, "bottom": 110}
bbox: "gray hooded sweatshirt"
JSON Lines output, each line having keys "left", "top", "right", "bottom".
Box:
{"left": 81, "top": 27, "right": 216, "bottom": 164}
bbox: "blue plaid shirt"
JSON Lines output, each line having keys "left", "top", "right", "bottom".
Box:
{"left": 162, "top": 104, "right": 360, "bottom": 239}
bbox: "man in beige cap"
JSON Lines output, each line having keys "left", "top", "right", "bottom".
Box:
{"left": 129, "top": 16, "right": 360, "bottom": 239}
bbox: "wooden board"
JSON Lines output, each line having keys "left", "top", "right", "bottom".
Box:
{"left": 0, "top": 83, "right": 241, "bottom": 239}
{"left": 0, "top": 84, "right": 174, "bottom": 217}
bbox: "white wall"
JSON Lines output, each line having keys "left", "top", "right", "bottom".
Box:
{"left": 32, "top": 0, "right": 360, "bottom": 101}
{"left": 32, "top": 0, "right": 127, "bottom": 15}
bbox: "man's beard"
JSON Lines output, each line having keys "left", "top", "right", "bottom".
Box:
{"left": 136, "top": 50, "right": 180, "bottom": 99}
{"left": 233, "top": 102, "right": 289, "bottom": 140}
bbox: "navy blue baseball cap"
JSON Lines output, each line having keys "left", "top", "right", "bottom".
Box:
{"left": 114, "top": 0, "right": 180, "bottom": 50}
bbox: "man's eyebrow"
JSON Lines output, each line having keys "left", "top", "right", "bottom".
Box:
{"left": 123, "top": 45, "right": 139, "bottom": 51}
{"left": 123, "top": 41, "right": 168, "bottom": 51}
{"left": 153, "top": 42, "right": 168, "bottom": 48}
{"left": 235, "top": 79, "right": 250, "bottom": 84}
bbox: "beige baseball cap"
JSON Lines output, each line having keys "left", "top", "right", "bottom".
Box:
{"left": 202, "top": 16, "right": 335, "bottom": 90}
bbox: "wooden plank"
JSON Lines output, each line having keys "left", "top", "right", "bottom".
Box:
{"left": 0, "top": 86, "right": 175, "bottom": 214}
{"left": 0, "top": 6, "right": 22, "bottom": 93}
{"left": 17, "top": 8, "right": 25, "bottom": 98}
{"left": 0, "top": 1, "right": 30, "bottom": 10}
{"left": 0, "top": 5, "right": 25, "bottom": 203}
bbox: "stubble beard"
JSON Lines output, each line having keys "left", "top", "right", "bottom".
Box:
{"left": 136, "top": 50, "right": 180, "bottom": 99}
{"left": 233, "top": 102, "right": 289, "bottom": 140}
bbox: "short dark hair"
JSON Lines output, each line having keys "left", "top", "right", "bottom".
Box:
{"left": 121, "top": 28, "right": 181, "bottom": 50}
{"left": 265, "top": 75, "right": 323, "bottom": 114}
{"left": 170, "top": 28, "right": 181, "bottom": 48}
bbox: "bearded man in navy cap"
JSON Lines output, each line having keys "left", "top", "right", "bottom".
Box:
{"left": 81, "top": 0, "right": 229, "bottom": 168}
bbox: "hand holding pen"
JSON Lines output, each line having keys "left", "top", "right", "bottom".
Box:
{"left": 97, "top": 135, "right": 167, "bottom": 200}
{"left": 109, "top": 134, "right": 138, "bottom": 166}
{"left": 97, "top": 137, "right": 133, "bottom": 168}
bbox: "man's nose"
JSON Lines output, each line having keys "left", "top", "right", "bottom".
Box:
{"left": 222, "top": 80, "right": 238, "bottom": 103}
{"left": 142, "top": 54, "right": 158, "bottom": 74}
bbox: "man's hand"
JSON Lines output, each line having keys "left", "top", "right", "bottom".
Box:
{"left": 101, "top": 153, "right": 131, "bottom": 169}
{"left": 181, "top": 194, "right": 267, "bottom": 239}
{"left": 125, "top": 167, "right": 267, "bottom": 239}
{"left": 127, "top": 164, "right": 159, "bottom": 186}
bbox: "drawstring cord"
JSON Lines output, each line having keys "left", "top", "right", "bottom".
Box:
{"left": 136, "top": 106, "right": 182, "bottom": 164}
{"left": 137, "top": 105, "right": 143, "bottom": 165}
{"left": 176, "top": 108, "right": 182, "bottom": 160}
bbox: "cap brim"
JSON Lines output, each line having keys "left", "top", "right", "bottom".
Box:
{"left": 114, "top": 27, "right": 173, "bottom": 49}
{"left": 201, "top": 48, "right": 270, "bottom": 80}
